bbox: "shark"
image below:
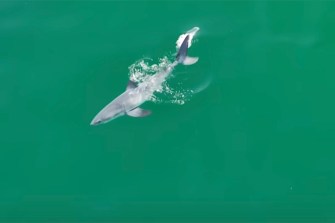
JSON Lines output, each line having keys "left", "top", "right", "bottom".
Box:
{"left": 90, "top": 29, "right": 199, "bottom": 125}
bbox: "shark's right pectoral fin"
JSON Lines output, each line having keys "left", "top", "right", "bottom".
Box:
{"left": 127, "top": 107, "right": 151, "bottom": 118}
{"left": 183, "top": 56, "right": 199, "bottom": 65}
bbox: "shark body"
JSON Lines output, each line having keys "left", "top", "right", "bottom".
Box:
{"left": 91, "top": 30, "right": 199, "bottom": 125}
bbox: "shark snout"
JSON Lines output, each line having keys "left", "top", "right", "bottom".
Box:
{"left": 90, "top": 118, "right": 102, "bottom": 126}
{"left": 90, "top": 111, "right": 121, "bottom": 126}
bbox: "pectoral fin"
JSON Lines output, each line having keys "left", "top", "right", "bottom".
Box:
{"left": 127, "top": 107, "right": 151, "bottom": 118}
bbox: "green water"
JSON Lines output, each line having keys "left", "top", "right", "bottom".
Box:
{"left": 1, "top": 1, "right": 335, "bottom": 222}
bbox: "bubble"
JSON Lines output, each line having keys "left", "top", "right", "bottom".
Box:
{"left": 128, "top": 56, "right": 195, "bottom": 105}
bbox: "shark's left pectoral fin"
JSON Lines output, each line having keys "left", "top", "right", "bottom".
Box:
{"left": 127, "top": 107, "right": 151, "bottom": 118}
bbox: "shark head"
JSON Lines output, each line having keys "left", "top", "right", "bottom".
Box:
{"left": 90, "top": 101, "right": 125, "bottom": 125}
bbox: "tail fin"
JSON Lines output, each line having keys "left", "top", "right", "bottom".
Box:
{"left": 175, "top": 35, "right": 198, "bottom": 65}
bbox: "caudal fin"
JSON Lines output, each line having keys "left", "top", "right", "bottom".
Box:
{"left": 183, "top": 56, "right": 198, "bottom": 65}
{"left": 175, "top": 35, "right": 198, "bottom": 65}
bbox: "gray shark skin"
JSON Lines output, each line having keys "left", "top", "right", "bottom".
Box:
{"left": 176, "top": 35, "right": 189, "bottom": 63}
{"left": 90, "top": 33, "right": 198, "bottom": 126}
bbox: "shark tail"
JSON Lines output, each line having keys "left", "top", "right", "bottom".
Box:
{"left": 175, "top": 35, "right": 198, "bottom": 65}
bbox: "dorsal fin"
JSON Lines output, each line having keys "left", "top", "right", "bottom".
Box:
{"left": 126, "top": 80, "right": 137, "bottom": 90}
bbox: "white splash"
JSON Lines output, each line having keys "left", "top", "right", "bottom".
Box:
{"left": 176, "top": 27, "right": 200, "bottom": 49}
{"left": 128, "top": 57, "right": 194, "bottom": 105}
{"left": 127, "top": 27, "right": 200, "bottom": 105}
{"left": 128, "top": 57, "right": 171, "bottom": 83}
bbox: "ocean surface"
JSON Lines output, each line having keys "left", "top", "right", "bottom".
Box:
{"left": 1, "top": 1, "right": 335, "bottom": 222}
